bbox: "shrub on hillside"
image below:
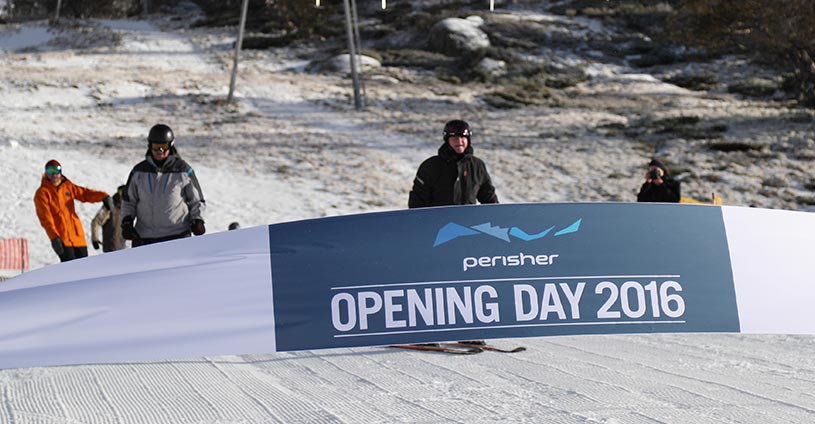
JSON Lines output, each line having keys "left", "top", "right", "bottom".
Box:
{"left": 7, "top": 0, "right": 179, "bottom": 18}
{"left": 669, "top": 0, "right": 815, "bottom": 106}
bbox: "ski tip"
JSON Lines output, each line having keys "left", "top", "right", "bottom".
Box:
{"left": 386, "top": 344, "right": 483, "bottom": 355}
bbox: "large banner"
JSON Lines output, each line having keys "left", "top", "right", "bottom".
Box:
{"left": 270, "top": 203, "right": 737, "bottom": 350}
{"left": 1, "top": 203, "right": 814, "bottom": 369}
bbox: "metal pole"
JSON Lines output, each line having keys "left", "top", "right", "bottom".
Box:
{"left": 349, "top": 0, "right": 366, "bottom": 106}
{"left": 54, "top": 0, "right": 62, "bottom": 21}
{"left": 227, "top": 0, "right": 250, "bottom": 103}
{"left": 342, "top": 0, "right": 363, "bottom": 110}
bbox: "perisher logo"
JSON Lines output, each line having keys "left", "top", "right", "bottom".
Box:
{"left": 433, "top": 218, "right": 582, "bottom": 247}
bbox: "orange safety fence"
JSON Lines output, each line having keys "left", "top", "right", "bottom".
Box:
{"left": 0, "top": 238, "right": 29, "bottom": 281}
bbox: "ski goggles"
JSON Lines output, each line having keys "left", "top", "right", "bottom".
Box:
{"left": 45, "top": 165, "right": 62, "bottom": 176}
{"left": 443, "top": 130, "right": 470, "bottom": 139}
{"left": 150, "top": 143, "right": 170, "bottom": 153}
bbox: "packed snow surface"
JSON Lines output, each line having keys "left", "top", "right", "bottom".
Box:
{"left": 1, "top": 4, "right": 814, "bottom": 423}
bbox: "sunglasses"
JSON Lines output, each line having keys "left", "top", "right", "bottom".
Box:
{"left": 45, "top": 165, "right": 62, "bottom": 176}
{"left": 150, "top": 143, "right": 170, "bottom": 153}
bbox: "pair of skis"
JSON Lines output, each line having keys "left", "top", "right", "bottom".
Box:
{"left": 388, "top": 340, "right": 526, "bottom": 355}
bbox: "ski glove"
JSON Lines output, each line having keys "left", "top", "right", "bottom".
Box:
{"left": 191, "top": 219, "right": 206, "bottom": 236}
{"left": 121, "top": 216, "right": 140, "bottom": 241}
{"left": 92, "top": 240, "right": 101, "bottom": 250}
{"left": 51, "top": 237, "right": 65, "bottom": 256}
{"left": 102, "top": 195, "right": 114, "bottom": 211}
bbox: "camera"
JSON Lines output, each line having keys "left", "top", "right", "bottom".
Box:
{"left": 648, "top": 169, "right": 661, "bottom": 180}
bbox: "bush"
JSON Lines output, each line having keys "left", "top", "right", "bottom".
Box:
{"left": 482, "top": 77, "right": 559, "bottom": 109}
{"left": 379, "top": 49, "right": 453, "bottom": 70}
{"left": 9, "top": 0, "right": 148, "bottom": 18}
{"left": 669, "top": 0, "right": 815, "bottom": 106}
{"left": 727, "top": 77, "right": 780, "bottom": 98}
{"left": 664, "top": 71, "right": 718, "bottom": 91}
{"left": 193, "top": 0, "right": 336, "bottom": 40}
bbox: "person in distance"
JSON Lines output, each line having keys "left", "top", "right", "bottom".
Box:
{"left": 90, "top": 185, "right": 127, "bottom": 252}
{"left": 408, "top": 119, "right": 498, "bottom": 208}
{"left": 406, "top": 119, "right": 499, "bottom": 350}
{"left": 121, "top": 124, "right": 206, "bottom": 247}
{"left": 34, "top": 159, "right": 113, "bottom": 262}
{"left": 636, "top": 158, "right": 680, "bottom": 203}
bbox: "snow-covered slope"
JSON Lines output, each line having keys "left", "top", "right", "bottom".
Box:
{"left": 1, "top": 5, "right": 814, "bottom": 423}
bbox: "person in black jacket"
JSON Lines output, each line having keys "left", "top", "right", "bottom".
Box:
{"left": 408, "top": 119, "right": 498, "bottom": 208}
{"left": 406, "top": 119, "right": 497, "bottom": 350}
{"left": 637, "top": 158, "right": 681, "bottom": 203}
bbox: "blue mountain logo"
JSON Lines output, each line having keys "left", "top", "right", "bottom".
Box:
{"left": 433, "top": 219, "right": 582, "bottom": 247}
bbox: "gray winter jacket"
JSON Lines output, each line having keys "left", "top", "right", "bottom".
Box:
{"left": 121, "top": 149, "right": 206, "bottom": 239}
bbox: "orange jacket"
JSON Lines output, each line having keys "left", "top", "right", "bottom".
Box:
{"left": 34, "top": 175, "right": 108, "bottom": 248}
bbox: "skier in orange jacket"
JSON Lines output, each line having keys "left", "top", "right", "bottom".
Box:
{"left": 34, "top": 159, "right": 112, "bottom": 262}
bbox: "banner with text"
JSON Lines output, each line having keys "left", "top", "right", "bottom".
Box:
{"left": 2, "top": 203, "right": 814, "bottom": 369}
{"left": 270, "top": 203, "right": 738, "bottom": 350}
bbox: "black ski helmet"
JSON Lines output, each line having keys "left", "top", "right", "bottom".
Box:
{"left": 148, "top": 124, "right": 174, "bottom": 146}
{"left": 443, "top": 119, "right": 471, "bottom": 142}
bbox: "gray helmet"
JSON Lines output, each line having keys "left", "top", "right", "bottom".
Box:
{"left": 148, "top": 124, "right": 174, "bottom": 146}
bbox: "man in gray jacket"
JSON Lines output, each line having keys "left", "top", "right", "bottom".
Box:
{"left": 121, "top": 124, "right": 206, "bottom": 247}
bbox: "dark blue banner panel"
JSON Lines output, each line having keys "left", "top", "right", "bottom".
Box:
{"left": 269, "top": 203, "right": 738, "bottom": 350}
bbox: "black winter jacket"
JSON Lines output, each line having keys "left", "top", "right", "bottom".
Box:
{"left": 408, "top": 143, "right": 498, "bottom": 208}
{"left": 637, "top": 178, "right": 681, "bottom": 203}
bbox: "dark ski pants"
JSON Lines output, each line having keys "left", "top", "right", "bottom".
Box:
{"left": 58, "top": 246, "right": 88, "bottom": 262}
{"left": 132, "top": 231, "right": 191, "bottom": 247}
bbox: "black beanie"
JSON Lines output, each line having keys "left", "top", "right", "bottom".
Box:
{"left": 649, "top": 158, "right": 668, "bottom": 173}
